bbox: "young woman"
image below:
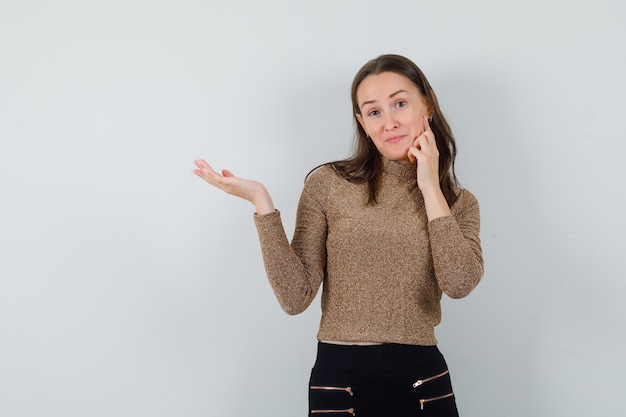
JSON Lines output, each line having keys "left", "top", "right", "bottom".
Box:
{"left": 193, "top": 54, "right": 484, "bottom": 416}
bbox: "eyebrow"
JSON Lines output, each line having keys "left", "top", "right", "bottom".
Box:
{"left": 360, "top": 89, "right": 408, "bottom": 109}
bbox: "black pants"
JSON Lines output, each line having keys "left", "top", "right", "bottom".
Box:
{"left": 309, "top": 342, "right": 459, "bottom": 417}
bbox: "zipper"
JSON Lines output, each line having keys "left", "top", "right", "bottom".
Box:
{"left": 419, "top": 392, "right": 454, "bottom": 410}
{"left": 311, "top": 408, "right": 355, "bottom": 416}
{"left": 412, "top": 369, "right": 449, "bottom": 388}
{"left": 310, "top": 386, "right": 354, "bottom": 396}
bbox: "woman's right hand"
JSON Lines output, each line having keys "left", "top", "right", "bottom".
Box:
{"left": 192, "top": 159, "right": 276, "bottom": 215}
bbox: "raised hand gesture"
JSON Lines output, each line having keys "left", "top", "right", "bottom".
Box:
{"left": 192, "top": 159, "right": 275, "bottom": 215}
{"left": 407, "top": 116, "right": 440, "bottom": 193}
{"left": 407, "top": 116, "right": 452, "bottom": 221}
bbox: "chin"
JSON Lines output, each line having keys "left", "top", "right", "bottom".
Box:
{"left": 382, "top": 149, "right": 409, "bottom": 162}
{"left": 385, "top": 151, "right": 411, "bottom": 163}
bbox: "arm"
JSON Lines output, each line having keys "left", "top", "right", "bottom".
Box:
{"left": 192, "top": 159, "right": 327, "bottom": 314}
{"left": 406, "top": 118, "right": 484, "bottom": 297}
{"left": 428, "top": 189, "right": 484, "bottom": 299}
{"left": 254, "top": 168, "right": 328, "bottom": 314}
{"left": 407, "top": 116, "right": 451, "bottom": 221}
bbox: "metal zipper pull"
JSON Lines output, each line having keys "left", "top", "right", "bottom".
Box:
{"left": 419, "top": 392, "right": 455, "bottom": 410}
{"left": 310, "top": 386, "right": 354, "bottom": 396}
{"left": 412, "top": 369, "right": 449, "bottom": 388}
{"left": 310, "top": 408, "right": 355, "bottom": 415}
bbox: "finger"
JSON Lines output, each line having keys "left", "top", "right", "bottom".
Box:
{"left": 423, "top": 115, "right": 432, "bottom": 133}
{"left": 193, "top": 159, "right": 210, "bottom": 169}
{"left": 414, "top": 134, "right": 430, "bottom": 151}
{"left": 193, "top": 160, "right": 218, "bottom": 176}
{"left": 192, "top": 161, "right": 221, "bottom": 183}
{"left": 421, "top": 133, "right": 432, "bottom": 151}
{"left": 193, "top": 168, "right": 216, "bottom": 183}
{"left": 222, "top": 169, "right": 235, "bottom": 177}
{"left": 407, "top": 146, "right": 421, "bottom": 163}
{"left": 413, "top": 135, "right": 424, "bottom": 151}
{"left": 416, "top": 130, "right": 439, "bottom": 157}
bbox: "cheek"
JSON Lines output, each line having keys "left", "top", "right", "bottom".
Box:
{"left": 364, "top": 119, "right": 383, "bottom": 135}
{"left": 406, "top": 113, "right": 426, "bottom": 132}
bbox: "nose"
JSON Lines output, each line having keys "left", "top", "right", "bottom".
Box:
{"left": 383, "top": 112, "right": 398, "bottom": 130}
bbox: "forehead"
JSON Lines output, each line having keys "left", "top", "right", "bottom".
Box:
{"left": 357, "top": 72, "right": 420, "bottom": 104}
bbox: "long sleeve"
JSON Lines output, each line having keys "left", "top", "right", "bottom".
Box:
{"left": 254, "top": 160, "right": 484, "bottom": 345}
{"left": 428, "top": 188, "right": 484, "bottom": 299}
{"left": 253, "top": 168, "right": 329, "bottom": 315}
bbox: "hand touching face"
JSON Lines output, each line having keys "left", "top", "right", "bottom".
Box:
{"left": 407, "top": 116, "right": 440, "bottom": 191}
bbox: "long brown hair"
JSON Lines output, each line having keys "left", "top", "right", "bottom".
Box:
{"left": 331, "top": 54, "right": 459, "bottom": 206}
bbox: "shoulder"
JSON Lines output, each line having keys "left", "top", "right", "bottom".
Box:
{"left": 451, "top": 186, "right": 480, "bottom": 214}
{"left": 304, "top": 163, "right": 342, "bottom": 186}
{"left": 296, "top": 164, "right": 342, "bottom": 214}
{"left": 300, "top": 163, "right": 355, "bottom": 208}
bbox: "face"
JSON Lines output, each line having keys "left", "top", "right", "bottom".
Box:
{"left": 355, "top": 72, "right": 430, "bottom": 164}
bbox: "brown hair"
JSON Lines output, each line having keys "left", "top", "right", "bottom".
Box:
{"left": 330, "top": 54, "right": 459, "bottom": 206}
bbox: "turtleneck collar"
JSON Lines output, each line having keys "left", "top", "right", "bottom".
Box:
{"left": 382, "top": 158, "right": 417, "bottom": 181}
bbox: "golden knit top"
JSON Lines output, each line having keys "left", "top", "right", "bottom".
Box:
{"left": 253, "top": 159, "right": 484, "bottom": 345}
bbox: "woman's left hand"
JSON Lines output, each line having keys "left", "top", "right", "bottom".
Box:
{"left": 407, "top": 116, "right": 440, "bottom": 192}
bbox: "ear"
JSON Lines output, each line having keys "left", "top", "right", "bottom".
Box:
{"left": 428, "top": 90, "right": 438, "bottom": 118}
{"left": 355, "top": 112, "right": 366, "bottom": 131}
{"left": 423, "top": 98, "right": 433, "bottom": 121}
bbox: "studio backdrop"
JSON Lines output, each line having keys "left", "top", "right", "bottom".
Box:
{"left": 1, "top": 1, "right": 625, "bottom": 416}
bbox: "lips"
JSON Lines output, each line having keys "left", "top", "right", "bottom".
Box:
{"left": 385, "top": 134, "right": 406, "bottom": 143}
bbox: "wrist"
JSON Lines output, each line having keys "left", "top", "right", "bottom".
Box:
{"left": 252, "top": 185, "right": 275, "bottom": 215}
{"left": 420, "top": 184, "right": 451, "bottom": 221}
{"left": 419, "top": 182, "right": 443, "bottom": 200}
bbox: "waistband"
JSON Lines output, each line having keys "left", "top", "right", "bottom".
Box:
{"left": 313, "top": 342, "right": 443, "bottom": 371}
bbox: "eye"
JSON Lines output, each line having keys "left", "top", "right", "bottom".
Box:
{"left": 395, "top": 100, "right": 407, "bottom": 108}
{"left": 367, "top": 109, "right": 380, "bottom": 117}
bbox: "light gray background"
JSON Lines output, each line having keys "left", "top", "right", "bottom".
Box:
{"left": 1, "top": 1, "right": 625, "bottom": 416}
